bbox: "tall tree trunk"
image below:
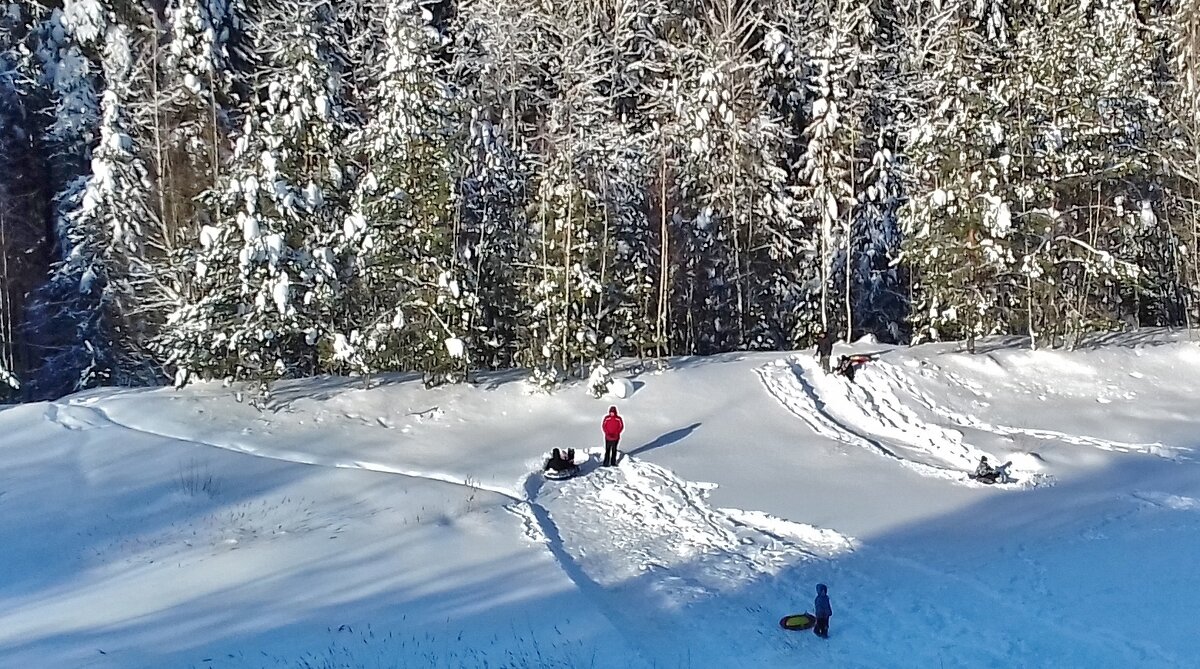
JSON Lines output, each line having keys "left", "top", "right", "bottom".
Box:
{"left": 657, "top": 151, "right": 670, "bottom": 358}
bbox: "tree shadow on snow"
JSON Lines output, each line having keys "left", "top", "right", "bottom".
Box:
{"left": 6, "top": 453, "right": 1195, "bottom": 669}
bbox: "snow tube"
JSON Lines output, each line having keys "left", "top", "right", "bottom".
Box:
{"left": 543, "top": 466, "right": 580, "bottom": 481}
{"left": 779, "top": 613, "right": 816, "bottom": 631}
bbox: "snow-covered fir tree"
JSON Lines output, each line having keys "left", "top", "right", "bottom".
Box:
{"left": 23, "top": 2, "right": 161, "bottom": 398}
{"left": 900, "top": 2, "right": 1017, "bottom": 352}
{"left": 1, "top": 0, "right": 1197, "bottom": 400}
{"left": 1169, "top": 0, "right": 1200, "bottom": 327}
{"left": 346, "top": 0, "right": 473, "bottom": 386}
{"left": 0, "top": 2, "right": 46, "bottom": 397}
{"left": 521, "top": 7, "right": 610, "bottom": 387}
{"left": 163, "top": 0, "right": 355, "bottom": 385}
{"left": 798, "top": 0, "right": 874, "bottom": 341}
{"left": 665, "top": 0, "right": 793, "bottom": 353}
{"left": 753, "top": 7, "right": 825, "bottom": 348}
{"left": 1005, "top": 1, "right": 1155, "bottom": 345}
{"left": 451, "top": 0, "right": 548, "bottom": 371}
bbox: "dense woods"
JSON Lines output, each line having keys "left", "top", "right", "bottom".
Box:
{"left": 2, "top": 0, "right": 1199, "bottom": 400}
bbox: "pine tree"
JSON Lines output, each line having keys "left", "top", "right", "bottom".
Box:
{"left": 0, "top": 3, "right": 50, "bottom": 397}
{"left": 1006, "top": 1, "right": 1154, "bottom": 346}
{"left": 900, "top": 2, "right": 1017, "bottom": 352}
{"left": 451, "top": 0, "right": 547, "bottom": 371}
{"left": 1169, "top": 0, "right": 1200, "bottom": 328}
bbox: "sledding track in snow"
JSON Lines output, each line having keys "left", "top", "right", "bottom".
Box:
{"left": 527, "top": 456, "right": 856, "bottom": 667}
{"left": 755, "top": 356, "right": 990, "bottom": 484}
{"left": 889, "top": 359, "right": 1180, "bottom": 459}
{"left": 757, "top": 354, "right": 1066, "bottom": 486}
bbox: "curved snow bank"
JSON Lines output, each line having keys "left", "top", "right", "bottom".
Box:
{"left": 53, "top": 401, "right": 524, "bottom": 502}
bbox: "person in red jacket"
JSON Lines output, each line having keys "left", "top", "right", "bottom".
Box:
{"left": 602, "top": 406, "right": 624, "bottom": 467}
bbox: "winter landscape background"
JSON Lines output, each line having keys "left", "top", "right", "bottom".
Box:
{"left": 4, "top": 3, "right": 1200, "bottom": 667}
{"left": 3, "top": 0, "right": 1200, "bottom": 399}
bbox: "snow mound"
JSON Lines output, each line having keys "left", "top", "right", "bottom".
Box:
{"left": 1006, "top": 451, "right": 1047, "bottom": 472}
{"left": 606, "top": 377, "right": 633, "bottom": 399}
{"left": 529, "top": 456, "right": 847, "bottom": 666}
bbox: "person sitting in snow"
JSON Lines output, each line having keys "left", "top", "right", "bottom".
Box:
{"left": 544, "top": 448, "right": 574, "bottom": 473}
{"left": 813, "top": 583, "right": 832, "bottom": 638}
{"left": 974, "top": 456, "right": 1000, "bottom": 483}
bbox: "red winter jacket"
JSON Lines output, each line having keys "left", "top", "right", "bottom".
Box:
{"left": 602, "top": 411, "right": 624, "bottom": 440}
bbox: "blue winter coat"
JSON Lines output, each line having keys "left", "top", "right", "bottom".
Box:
{"left": 815, "top": 585, "right": 832, "bottom": 618}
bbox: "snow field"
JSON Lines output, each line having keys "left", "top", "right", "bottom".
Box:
{"left": 1, "top": 333, "right": 1199, "bottom": 667}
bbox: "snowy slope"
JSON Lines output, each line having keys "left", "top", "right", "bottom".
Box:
{"left": 2, "top": 331, "right": 1199, "bottom": 668}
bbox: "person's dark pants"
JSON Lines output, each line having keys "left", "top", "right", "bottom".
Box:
{"left": 814, "top": 616, "right": 829, "bottom": 638}
{"left": 604, "top": 438, "right": 620, "bottom": 466}
{"left": 819, "top": 354, "right": 831, "bottom": 373}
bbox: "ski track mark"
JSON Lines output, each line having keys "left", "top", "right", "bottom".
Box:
{"left": 1131, "top": 491, "right": 1200, "bottom": 511}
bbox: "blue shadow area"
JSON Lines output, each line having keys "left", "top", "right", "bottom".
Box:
{"left": 628, "top": 422, "right": 702, "bottom": 457}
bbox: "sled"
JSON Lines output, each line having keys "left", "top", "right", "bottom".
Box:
{"left": 543, "top": 450, "right": 589, "bottom": 480}
{"left": 543, "top": 466, "right": 581, "bottom": 481}
{"left": 779, "top": 613, "right": 816, "bottom": 631}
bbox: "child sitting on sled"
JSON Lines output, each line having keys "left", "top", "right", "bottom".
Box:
{"left": 544, "top": 448, "right": 576, "bottom": 472}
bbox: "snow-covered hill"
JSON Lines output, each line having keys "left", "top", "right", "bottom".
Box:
{"left": 2, "top": 332, "right": 1199, "bottom": 668}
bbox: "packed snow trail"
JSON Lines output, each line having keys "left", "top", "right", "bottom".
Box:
{"left": 757, "top": 355, "right": 1054, "bottom": 486}
{"left": 885, "top": 359, "right": 1179, "bottom": 459}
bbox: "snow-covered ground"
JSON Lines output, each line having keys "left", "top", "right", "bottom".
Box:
{"left": 3, "top": 331, "right": 1200, "bottom": 668}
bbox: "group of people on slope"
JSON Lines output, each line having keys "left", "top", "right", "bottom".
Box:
{"left": 543, "top": 405, "right": 625, "bottom": 475}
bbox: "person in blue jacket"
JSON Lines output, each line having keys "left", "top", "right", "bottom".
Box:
{"left": 814, "top": 583, "right": 832, "bottom": 638}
